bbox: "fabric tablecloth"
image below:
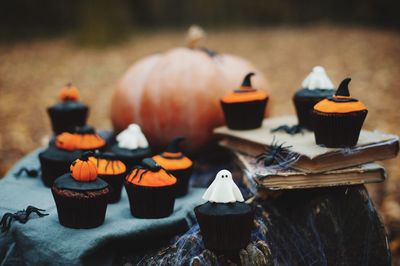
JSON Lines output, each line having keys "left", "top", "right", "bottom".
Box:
{"left": 0, "top": 149, "right": 205, "bottom": 265}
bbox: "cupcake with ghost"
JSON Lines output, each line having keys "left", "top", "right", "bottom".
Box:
{"left": 313, "top": 77, "right": 368, "bottom": 148}
{"left": 195, "top": 170, "right": 253, "bottom": 252}
{"left": 39, "top": 125, "right": 106, "bottom": 187}
{"left": 89, "top": 151, "right": 127, "bottom": 203}
{"left": 51, "top": 152, "right": 110, "bottom": 229}
{"left": 111, "top": 124, "right": 152, "bottom": 168}
{"left": 152, "top": 136, "right": 193, "bottom": 197}
{"left": 293, "top": 66, "right": 335, "bottom": 130}
{"left": 125, "top": 158, "right": 177, "bottom": 218}
{"left": 220, "top": 72, "right": 269, "bottom": 130}
{"left": 47, "top": 83, "right": 89, "bottom": 134}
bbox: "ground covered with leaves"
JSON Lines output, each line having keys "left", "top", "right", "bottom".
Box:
{"left": 1, "top": 25, "right": 400, "bottom": 262}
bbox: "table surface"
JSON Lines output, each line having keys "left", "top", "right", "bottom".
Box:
{"left": 0, "top": 147, "right": 392, "bottom": 266}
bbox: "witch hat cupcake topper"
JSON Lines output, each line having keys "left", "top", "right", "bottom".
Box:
{"left": 335, "top": 78, "right": 351, "bottom": 97}
{"left": 240, "top": 72, "right": 255, "bottom": 89}
{"left": 165, "top": 136, "right": 185, "bottom": 153}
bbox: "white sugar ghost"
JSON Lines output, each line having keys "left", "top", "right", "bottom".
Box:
{"left": 202, "top": 169, "right": 244, "bottom": 203}
{"left": 116, "top": 124, "right": 149, "bottom": 149}
{"left": 301, "top": 66, "right": 334, "bottom": 90}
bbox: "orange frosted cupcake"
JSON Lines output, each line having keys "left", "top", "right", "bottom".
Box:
{"left": 39, "top": 125, "right": 106, "bottom": 187}
{"left": 47, "top": 83, "right": 89, "bottom": 134}
{"left": 313, "top": 78, "right": 368, "bottom": 147}
{"left": 152, "top": 136, "right": 193, "bottom": 197}
{"left": 125, "top": 158, "right": 177, "bottom": 218}
{"left": 89, "top": 152, "right": 127, "bottom": 203}
{"left": 220, "top": 72, "right": 269, "bottom": 130}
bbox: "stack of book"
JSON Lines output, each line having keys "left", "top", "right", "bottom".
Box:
{"left": 214, "top": 116, "right": 399, "bottom": 192}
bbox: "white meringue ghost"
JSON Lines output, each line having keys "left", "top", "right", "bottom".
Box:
{"left": 301, "top": 66, "right": 334, "bottom": 90}
{"left": 116, "top": 124, "right": 149, "bottom": 149}
{"left": 202, "top": 169, "right": 244, "bottom": 203}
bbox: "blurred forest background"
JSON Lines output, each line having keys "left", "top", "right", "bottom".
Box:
{"left": 1, "top": 0, "right": 400, "bottom": 263}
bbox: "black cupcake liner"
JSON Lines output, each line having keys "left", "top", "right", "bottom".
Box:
{"left": 124, "top": 182, "right": 176, "bottom": 218}
{"left": 99, "top": 172, "right": 126, "bottom": 203}
{"left": 313, "top": 110, "right": 368, "bottom": 148}
{"left": 39, "top": 152, "right": 80, "bottom": 187}
{"left": 194, "top": 202, "right": 254, "bottom": 252}
{"left": 169, "top": 167, "right": 193, "bottom": 197}
{"left": 220, "top": 98, "right": 268, "bottom": 130}
{"left": 293, "top": 96, "right": 326, "bottom": 130}
{"left": 47, "top": 106, "right": 88, "bottom": 134}
{"left": 51, "top": 188, "right": 109, "bottom": 229}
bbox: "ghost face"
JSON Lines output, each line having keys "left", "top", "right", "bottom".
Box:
{"left": 202, "top": 169, "right": 244, "bottom": 203}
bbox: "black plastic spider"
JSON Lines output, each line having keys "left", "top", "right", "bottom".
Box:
{"left": 130, "top": 158, "right": 173, "bottom": 183}
{"left": 256, "top": 137, "right": 293, "bottom": 167}
{"left": 0, "top": 206, "right": 49, "bottom": 233}
{"left": 270, "top": 124, "right": 305, "bottom": 135}
{"left": 14, "top": 167, "right": 40, "bottom": 178}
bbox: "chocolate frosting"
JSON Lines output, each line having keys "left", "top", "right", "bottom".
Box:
{"left": 54, "top": 173, "right": 108, "bottom": 191}
{"left": 294, "top": 88, "right": 335, "bottom": 98}
{"left": 48, "top": 101, "right": 87, "bottom": 111}
{"left": 196, "top": 202, "right": 252, "bottom": 216}
{"left": 39, "top": 146, "right": 82, "bottom": 162}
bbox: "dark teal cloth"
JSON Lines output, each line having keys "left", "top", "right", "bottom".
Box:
{"left": 0, "top": 149, "right": 205, "bottom": 265}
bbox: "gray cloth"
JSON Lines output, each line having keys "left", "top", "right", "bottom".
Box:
{"left": 0, "top": 149, "right": 205, "bottom": 266}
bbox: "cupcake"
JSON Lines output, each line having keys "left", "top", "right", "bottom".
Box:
{"left": 195, "top": 170, "right": 253, "bottom": 252}
{"left": 47, "top": 83, "right": 89, "bottom": 134}
{"left": 111, "top": 124, "right": 152, "bottom": 169}
{"left": 152, "top": 136, "right": 193, "bottom": 197}
{"left": 313, "top": 78, "right": 368, "bottom": 148}
{"left": 293, "top": 66, "right": 335, "bottom": 130}
{"left": 39, "top": 125, "right": 106, "bottom": 187}
{"left": 220, "top": 72, "right": 269, "bottom": 130}
{"left": 125, "top": 158, "right": 177, "bottom": 218}
{"left": 89, "top": 152, "right": 127, "bottom": 203}
{"left": 51, "top": 152, "right": 110, "bottom": 229}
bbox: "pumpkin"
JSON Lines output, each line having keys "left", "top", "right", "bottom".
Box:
{"left": 111, "top": 26, "right": 269, "bottom": 152}
{"left": 70, "top": 152, "right": 98, "bottom": 182}
{"left": 59, "top": 83, "right": 79, "bottom": 101}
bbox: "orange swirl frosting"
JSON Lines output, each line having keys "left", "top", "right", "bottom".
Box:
{"left": 314, "top": 78, "right": 367, "bottom": 113}
{"left": 59, "top": 83, "right": 79, "bottom": 102}
{"left": 126, "top": 168, "right": 177, "bottom": 187}
{"left": 89, "top": 156, "right": 126, "bottom": 175}
{"left": 221, "top": 72, "right": 268, "bottom": 103}
{"left": 56, "top": 131, "right": 105, "bottom": 151}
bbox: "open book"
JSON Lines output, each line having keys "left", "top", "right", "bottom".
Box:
{"left": 215, "top": 116, "right": 399, "bottom": 173}
{"left": 234, "top": 152, "right": 386, "bottom": 190}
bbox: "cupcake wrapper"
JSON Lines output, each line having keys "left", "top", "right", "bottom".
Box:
{"left": 99, "top": 173, "right": 126, "bottom": 203}
{"left": 194, "top": 206, "right": 253, "bottom": 251}
{"left": 313, "top": 110, "right": 368, "bottom": 148}
{"left": 51, "top": 188, "right": 109, "bottom": 229}
{"left": 47, "top": 107, "right": 88, "bottom": 134}
{"left": 221, "top": 99, "right": 268, "bottom": 130}
{"left": 124, "top": 182, "right": 176, "bottom": 218}
{"left": 169, "top": 167, "right": 193, "bottom": 197}
{"left": 39, "top": 154, "right": 76, "bottom": 187}
{"left": 293, "top": 96, "right": 326, "bottom": 130}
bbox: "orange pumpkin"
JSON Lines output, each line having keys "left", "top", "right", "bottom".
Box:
{"left": 59, "top": 83, "right": 79, "bottom": 101}
{"left": 111, "top": 26, "right": 269, "bottom": 152}
{"left": 70, "top": 152, "right": 98, "bottom": 182}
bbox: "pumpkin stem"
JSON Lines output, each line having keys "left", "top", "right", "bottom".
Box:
{"left": 165, "top": 136, "right": 185, "bottom": 153}
{"left": 335, "top": 78, "right": 351, "bottom": 97}
{"left": 80, "top": 151, "right": 93, "bottom": 161}
{"left": 186, "top": 25, "right": 205, "bottom": 49}
{"left": 241, "top": 72, "right": 255, "bottom": 88}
